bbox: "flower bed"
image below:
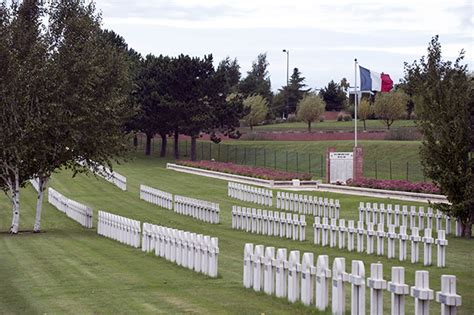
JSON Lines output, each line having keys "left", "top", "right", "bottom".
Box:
{"left": 346, "top": 178, "right": 441, "bottom": 195}
{"left": 176, "top": 160, "right": 312, "bottom": 181}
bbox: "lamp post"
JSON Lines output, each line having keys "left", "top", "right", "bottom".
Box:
{"left": 282, "top": 49, "right": 289, "bottom": 119}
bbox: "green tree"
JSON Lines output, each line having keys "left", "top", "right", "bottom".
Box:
{"left": 374, "top": 90, "right": 408, "bottom": 129}
{"left": 243, "top": 95, "right": 269, "bottom": 131}
{"left": 358, "top": 99, "right": 373, "bottom": 131}
{"left": 296, "top": 94, "right": 326, "bottom": 132}
{"left": 404, "top": 36, "right": 474, "bottom": 237}
{"left": 279, "top": 67, "right": 310, "bottom": 115}
{"left": 216, "top": 57, "right": 240, "bottom": 93}
{"left": 0, "top": 0, "right": 46, "bottom": 233}
{"left": 269, "top": 91, "right": 286, "bottom": 119}
{"left": 0, "top": 0, "right": 133, "bottom": 233}
{"left": 135, "top": 54, "right": 174, "bottom": 157}
{"left": 239, "top": 53, "right": 273, "bottom": 102}
{"left": 319, "top": 80, "right": 347, "bottom": 111}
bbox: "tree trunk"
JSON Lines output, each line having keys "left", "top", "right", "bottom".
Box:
{"left": 308, "top": 121, "right": 311, "bottom": 133}
{"left": 250, "top": 125, "right": 253, "bottom": 131}
{"left": 190, "top": 136, "right": 197, "bottom": 161}
{"left": 174, "top": 129, "right": 180, "bottom": 160}
{"left": 363, "top": 119, "right": 367, "bottom": 131}
{"left": 462, "top": 222, "right": 472, "bottom": 238}
{"left": 145, "top": 134, "right": 152, "bottom": 156}
{"left": 10, "top": 168, "right": 20, "bottom": 234}
{"left": 159, "top": 133, "right": 167, "bottom": 158}
{"left": 33, "top": 176, "right": 48, "bottom": 233}
{"left": 133, "top": 134, "right": 138, "bottom": 148}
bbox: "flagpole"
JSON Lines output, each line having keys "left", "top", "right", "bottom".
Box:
{"left": 354, "top": 58, "right": 358, "bottom": 147}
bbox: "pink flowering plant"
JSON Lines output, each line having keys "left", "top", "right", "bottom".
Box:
{"left": 176, "top": 160, "right": 312, "bottom": 181}
{"left": 346, "top": 178, "right": 441, "bottom": 194}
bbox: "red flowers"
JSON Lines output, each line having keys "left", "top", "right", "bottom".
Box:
{"left": 346, "top": 178, "right": 441, "bottom": 195}
{"left": 176, "top": 160, "right": 312, "bottom": 181}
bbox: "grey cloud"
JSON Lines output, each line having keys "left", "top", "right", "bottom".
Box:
{"left": 97, "top": 0, "right": 250, "bottom": 21}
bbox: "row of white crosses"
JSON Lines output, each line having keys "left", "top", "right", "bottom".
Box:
{"left": 139, "top": 184, "right": 173, "bottom": 210}
{"left": 97, "top": 210, "right": 141, "bottom": 248}
{"left": 358, "top": 202, "right": 460, "bottom": 236}
{"left": 277, "top": 191, "right": 340, "bottom": 218}
{"left": 48, "top": 188, "right": 93, "bottom": 228}
{"left": 77, "top": 160, "right": 127, "bottom": 191}
{"left": 243, "top": 243, "right": 462, "bottom": 314}
{"left": 313, "top": 217, "right": 448, "bottom": 267}
{"left": 142, "top": 223, "right": 219, "bottom": 277}
{"left": 227, "top": 182, "right": 273, "bottom": 206}
{"left": 231, "top": 206, "right": 306, "bottom": 241}
{"left": 173, "top": 195, "right": 220, "bottom": 224}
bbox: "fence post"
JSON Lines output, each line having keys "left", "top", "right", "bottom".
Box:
{"left": 320, "top": 155, "right": 323, "bottom": 178}
{"left": 309, "top": 153, "right": 312, "bottom": 174}
{"left": 274, "top": 151, "right": 276, "bottom": 169}
{"left": 296, "top": 153, "right": 299, "bottom": 173}
{"left": 406, "top": 162, "right": 409, "bottom": 181}
{"left": 390, "top": 160, "right": 392, "bottom": 180}
{"left": 263, "top": 149, "right": 266, "bottom": 167}
{"left": 375, "top": 160, "right": 378, "bottom": 179}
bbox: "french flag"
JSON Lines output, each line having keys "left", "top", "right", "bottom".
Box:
{"left": 359, "top": 66, "right": 393, "bottom": 92}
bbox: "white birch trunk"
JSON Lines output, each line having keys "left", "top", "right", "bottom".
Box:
{"left": 33, "top": 176, "right": 48, "bottom": 232}
{"left": 10, "top": 168, "right": 20, "bottom": 234}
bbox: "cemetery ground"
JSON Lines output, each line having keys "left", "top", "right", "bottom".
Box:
{"left": 0, "top": 153, "right": 472, "bottom": 314}
{"left": 239, "top": 120, "right": 416, "bottom": 132}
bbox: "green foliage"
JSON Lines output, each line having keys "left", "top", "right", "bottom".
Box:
{"left": 296, "top": 94, "right": 325, "bottom": 132}
{"left": 268, "top": 91, "right": 286, "bottom": 119}
{"left": 319, "top": 80, "right": 347, "bottom": 111}
{"left": 239, "top": 53, "right": 273, "bottom": 102}
{"left": 404, "top": 35, "right": 474, "bottom": 236}
{"left": 358, "top": 99, "right": 373, "bottom": 130}
{"left": 243, "top": 95, "right": 269, "bottom": 130}
{"left": 0, "top": 0, "right": 133, "bottom": 232}
{"left": 278, "top": 67, "right": 310, "bottom": 116}
{"left": 374, "top": 90, "right": 408, "bottom": 129}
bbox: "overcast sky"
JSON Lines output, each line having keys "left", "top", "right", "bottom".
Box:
{"left": 96, "top": 0, "right": 473, "bottom": 91}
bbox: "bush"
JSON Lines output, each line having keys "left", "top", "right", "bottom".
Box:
{"left": 346, "top": 178, "right": 440, "bottom": 194}
{"left": 286, "top": 114, "right": 299, "bottom": 123}
{"left": 342, "top": 114, "right": 352, "bottom": 121}
{"left": 384, "top": 127, "right": 421, "bottom": 140}
{"left": 336, "top": 113, "right": 344, "bottom": 121}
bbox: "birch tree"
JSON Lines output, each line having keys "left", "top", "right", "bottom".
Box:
{"left": 0, "top": 0, "right": 48, "bottom": 233}
{"left": 27, "top": 0, "right": 133, "bottom": 232}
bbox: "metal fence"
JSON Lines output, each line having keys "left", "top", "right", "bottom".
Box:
{"left": 133, "top": 137, "right": 427, "bottom": 182}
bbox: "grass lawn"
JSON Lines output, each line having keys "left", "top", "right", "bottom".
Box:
{"left": 239, "top": 120, "right": 416, "bottom": 132}
{"left": 1, "top": 154, "right": 471, "bottom": 314}
{"left": 146, "top": 139, "right": 426, "bottom": 182}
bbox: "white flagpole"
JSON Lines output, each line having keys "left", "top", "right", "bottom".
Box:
{"left": 354, "top": 58, "right": 358, "bottom": 147}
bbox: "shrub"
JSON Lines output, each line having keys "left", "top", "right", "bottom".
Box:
{"left": 342, "top": 114, "right": 352, "bottom": 121}
{"left": 384, "top": 128, "right": 421, "bottom": 140}
{"left": 336, "top": 113, "right": 344, "bottom": 121}
{"left": 346, "top": 178, "right": 441, "bottom": 194}
{"left": 176, "top": 160, "right": 312, "bottom": 181}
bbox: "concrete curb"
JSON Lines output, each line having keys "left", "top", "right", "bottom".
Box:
{"left": 166, "top": 163, "right": 449, "bottom": 204}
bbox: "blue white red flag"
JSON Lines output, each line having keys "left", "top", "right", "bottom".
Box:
{"left": 359, "top": 66, "right": 393, "bottom": 92}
